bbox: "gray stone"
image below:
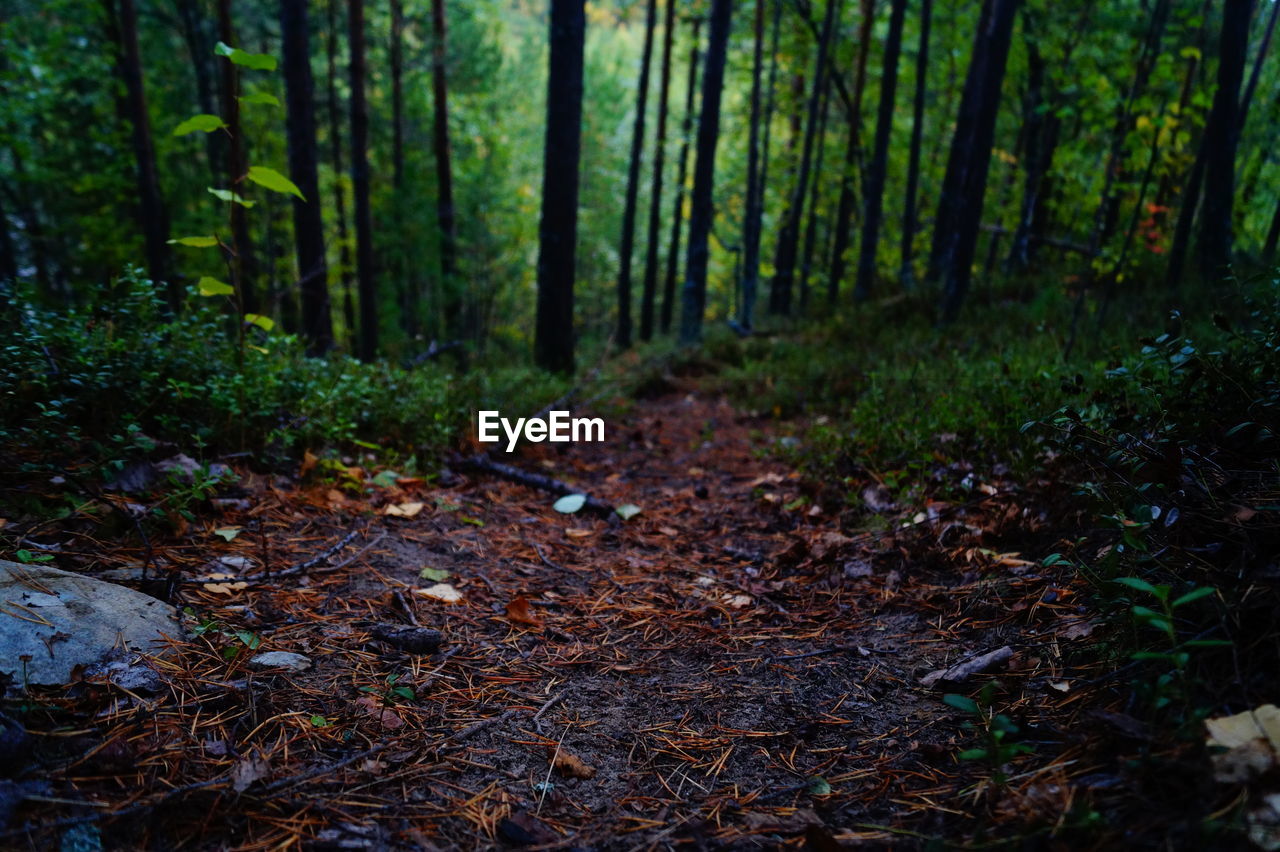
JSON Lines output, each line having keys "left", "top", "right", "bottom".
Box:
{"left": 247, "top": 651, "right": 312, "bottom": 673}
{"left": 0, "top": 561, "right": 181, "bottom": 687}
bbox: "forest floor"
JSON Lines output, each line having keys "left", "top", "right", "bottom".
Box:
{"left": 6, "top": 381, "right": 1156, "bottom": 850}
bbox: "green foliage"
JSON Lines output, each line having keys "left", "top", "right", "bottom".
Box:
{"left": 943, "top": 682, "right": 1035, "bottom": 785}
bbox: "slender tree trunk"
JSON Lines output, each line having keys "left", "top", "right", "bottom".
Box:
{"left": 1239, "top": 0, "right": 1279, "bottom": 132}
{"left": 112, "top": 0, "right": 173, "bottom": 308}
{"left": 616, "top": 0, "right": 657, "bottom": 349}
{"left": 175, "top": 0, "right": 223, "bottom": 185}
{"left": 937, "top": 0, "right": 1019, "bottom": 322}
{"left": 899, "top": 0, "right": 931, "bottom": 287}
{"left": 1197, "top": 0, "right": 1253, "bottom": 279}
{"left": 661, "top": 17, "right": 701, "bottom": 335}
{"left": 1007, "top": 35, "right": 1049, "bottom": 272}
{"left": 326, "top": 0, "right": 356, "bottom": 349}
{"left": 535, "top": 0, "right": 586, "bottom": 373}
{"left": 798, "top": 62, "right": 833, "bottom": 312}
{"left": 391, "top": 0, "right": 405, "bottom": 187}
{"left": 769, "top": 0, "right": 837, "bottom": 317}
{"left": 348, "top": 0, "right": 377, "bottom": 361}
{"left": 218, "top": 0, "right": 258, "bottom": 314}
{"left": 827, "top": 0, "right": 876, "bottom": 303}
{"left": 640, "top": 0, "right": 676, "bottom": 341}
{"left": 431, "top": 0, "right": 459, "bottom": 335}
{"left": 752, "top": 0, "right": 782, "bottom": 318}
{"left": 739, "top": 0, "right": 770, "bottom": 332}
{"left": 281, "top": 0, "right": 332, "bottom": 354}
{"left": 854, "top": 0, "right": 906, "bottom": 303}
{"left": 678, "top": 0, "right": 733, "bottom": 343}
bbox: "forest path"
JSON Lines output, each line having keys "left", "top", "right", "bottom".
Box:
{"left": 16, "top": 389, "right": 1078, "bottom": 849}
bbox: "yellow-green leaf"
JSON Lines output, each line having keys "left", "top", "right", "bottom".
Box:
{"left": 238, "top": 91, "right": 279, "bottom": 106}
{"left": 168, "top": 235, "right": 218, "bottom": 248}
{"left": 197, "top": 276, "right": 235, "bottom": 297}
{"left": 245, "top": 166, "right": 305, "bottom": 200}
{"left": 207, "top": 187, "right": 256, "bottom": 208}
{"left": 244, "top": 313, "right": 275, "bottom": 332}
{"left": 215, "top": 41, "right": 277, "bottom": 71}
{"left": 173, "top": 114, "right": 227, "bottom": 136}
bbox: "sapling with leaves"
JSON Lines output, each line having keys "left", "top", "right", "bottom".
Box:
{"left": 943, "top": 682, "right": 1034, "bottom": 786}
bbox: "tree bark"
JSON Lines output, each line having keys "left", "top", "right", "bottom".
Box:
{"left": 616, "top": 0, "right": 657, "bottom": 349}
{"left": 798, "top": 57, "right": 834, "bottom": 312}
{"left": 678, "top": 0, "right": 733, "bottom": 343}
{"left": 768, "top": 0, "right": 837, "bottom": 317}
{"left": 937, "top": 0, "right": 1019, "bottom": 323}
{"left": 826, "top": 0, "right": 876, "bottom": 304}
{"left": 175, "top": 0, "right": 223, "bottom": 185}
{"left": 326, "top": 0, "right": 356, "bottom": 350}
{"left": 1197, "top": 0, "right": 1253, "bottom": 280}
{"left": 348, "top": 0, "right": 378, "bottom": 361}
{"left": 431, "top": 0, "right": 459, "bottom": 335}
{"left": 535, "top": 0, "right": 586, "bottom": 373}
{"left": 899, "top": 0, "right": 931, "bottom": 287}
{"left": 854, "top": 0, "right": 906, "bottom": 303}
{"left": 739, "top": 0, "right": 770, "bottom": 332}
{"left": 281, "top": 0, "right": 333, "bottom": 354}
{"left": 218, "top": 0, "right": 258, "bottom": 314}
{"left": 640, "top": 0, "right": 676, "bottom": 341}
{"left": 1239, "top": 0, "right": 1279, "bottom": 133}
{"left": 660, "top": 17, "right": 701, "bottom": 335}
{"left": 113, "top": 0, "right": 173, "bottom": 309}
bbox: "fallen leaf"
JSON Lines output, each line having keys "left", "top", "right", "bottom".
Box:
{"left": 383, "top": 501, "right": 424, "bottom": 518}
{"left": 614, "top": 503, "right": 642, "bottom": 520}
{"left": 355, "top": 696, "right": 405, "bottom": 730}
{"left": 415, "top": 583, "right": 463, "bottom": 604}
{"left": 564, "top": 528, "right": 593, "bottom": 538}
{"left": 724, "top": 593, "right": 752, "bottom": 609}
{"left": 552, "top": 750, "right": 595, "bottom": 779}
{"left": 213, "top": 527, "right": 241, "bottom": 542}
{"left": 419, "top": 566, "right": 450, "bottom": 582}
{"left": 230, "top": 751, "right": 271, "bottom": 792}
{"left": 1206, "top": 704, "right": 1280, "bottom": 782}
{"left": 299, "top": 450, "right": 318, "bottom": 478}
{"left": 553, "top": 494, "right": 587, "bottom": 514}
{"left": 658, "top": 526, "right": 679, "bottom": 537}
{"left": 506, "top": 596, "right": 544, "bottom": 627}
{"left": 201, "top": 573, "right": 249, "bottom": 595}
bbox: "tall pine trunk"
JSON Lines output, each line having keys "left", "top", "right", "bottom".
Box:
{"left": 640, "top": 0, "right": 676, "bottom": 341}
{"left": 661, "top": 17, "right": 701, "bottom": 335}
{"left": 281, "top": 0, "right": 332, "bottom": 354}
{"left": 431, "top": 0, "right": 459, "bottom": 335}
{"left": 769, "top": 0, "right": 836, "bottom": 317}
{"left": 326, "top": 0, "right": 356, "bottom": 349}
{"left": 679, "top": 0, "right": 733, "bottom": 343}
{"left": 175, "top": 0, "right": 223, "bottom": 185}
{"left": 112, "top": 0, "right": 173, "bottom": 309}
{"left": 827, "top": 0, "right": 876, "bottom": 303}
{"left": 936, "top": 0, "right": 1019, "bottom": 323}
{"left": 798, "top": 61, "right": 833, "bottom": 311}
{"left": 535, "top": 0, "right": 586, "bottom": 373}
{"left": 616, "top": 0, "right": 657, "bottom": 349}
{"left": 218, "top": 0, "right": 258, "bottom": 314}
{"left": 899, "top": 0, "right": 931, "bottom": 286}
{"left": 739, "top": 0, "right": 770, "bottom": 332}
{"left": 348, "top": 0, "right": 377, "bottom": 361}
{"left": 1197, "top": 0, "right": 1253, "bottom": 279}
{"left": 854, "top": 0, "right": 906, "bottom": 302}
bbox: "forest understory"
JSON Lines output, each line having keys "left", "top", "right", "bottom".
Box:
{"left": 1, "top": 374, "right": 1254, "bottom": 851}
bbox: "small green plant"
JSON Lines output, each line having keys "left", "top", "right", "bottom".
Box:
{"left": 360, "top": 674, "right": 415, "bottom": 708}
{"left": 12, "top": 549, "right": 54, "bottom": 564}
{"left": 944, "top": 682, "right": 1034, "bottom": 785}
{"left": 189, "top": 612, "right": 262, "bottom": 661}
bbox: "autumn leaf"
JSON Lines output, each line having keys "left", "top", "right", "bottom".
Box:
{"left": 552, "top": 750, "right": 595, "bottom": 779}
{"left": 506, "top": 596, "right": 543, "bottom": 627}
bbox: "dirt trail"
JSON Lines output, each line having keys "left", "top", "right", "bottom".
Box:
{"left": 9, "top": 390, "right": 1086, "bottom": 849}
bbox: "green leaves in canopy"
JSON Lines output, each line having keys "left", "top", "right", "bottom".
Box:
{"left": 173, "top": 114, "right": 228, "bottom": 136}
{"left": 197, "top": 277, "right": 234, "bottom": 297}
{"left": 207, "top": 187, "right": 255, "bottom": 208}
{"left": 238, "top": 91, "right": 279, "bottom": 107}
{"left": 214, "top": 41, "right": 277, "bottom": 71}
{"left": 246, "top": 166, "right": 305, "bottom": 200}
{"left": 244, "top": 314, "right": 275, "bottom": 332}
{"left": 168, "top": 235, "right": 218, "bottom": 248}
{"left": 553, "top": 494, "right": 586, "bottom": 514}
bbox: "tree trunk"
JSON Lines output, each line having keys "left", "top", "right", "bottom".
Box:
{"left": 1263, "top": 194, "right": 1280, "bottom": 264}
{"left": 769, "top": 0, "right": 837, "bottom": 317}
{"left": 640, "top": 0, "right": 676, "bottom": 341}
{"left": 937, "top": 0, "right": 1019, "bottom": 323}
{"left": 1197, "top": 0, "right": 1253, "bottom": 280}
{"left": 826, "top": 0, "right": 876, "bottom": 304}
{"left": 854, "top": 0, "right": 906, "bottom": 303}
{"left": 218, "top": 0, "right": 258, "bottom": 314}
{"left": 678, "top": 0, "right": 733, "bottom": 343}
{"left": 1239, "top": 0, "right": 1279, "bottom": 133}
{"left": 616, "top": 0, "right": 657, "bottom": 349}
{"left": 326, "top": 0, "right": 356, "bottom": 350}
{"left": 1007, "top": 33, "right": 1049, "bottom": 273}
{"left": 175, "top": 0, "right": 223, "bottom": 185}
{"left": 0, "top": 188, "right": 17, "bottom": 283}
{"left": 112, "top": 0, "right": 173, "bottom": 309}
{"left": 899, "top": 0, "right": 931, "bottom": 287}
{"left": 348, "top": 0, "right": 378, "bottom": 361}
{"left": 431, "top": 0, "right": 459, "bottom": 335}
{"left": 391, "top": 0, "right": 405, "bottom": 187}
{"left": 661, "top": 17, "right": 701, "bottom": 335}
{"left": 535, "top": 0, "right": 586, "bottom": 373}
{"left": 739, "top": 0, "right": 771, "bottom": 332}
{"left": 798, "top": 59, "right": 834, "bottom": 312}
{"left": 281, "top": 0, "right": 333, "bottom": 355}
